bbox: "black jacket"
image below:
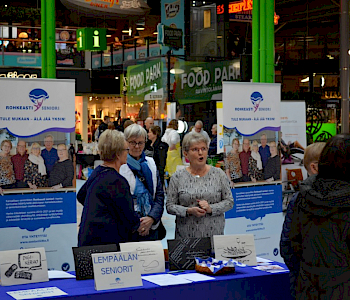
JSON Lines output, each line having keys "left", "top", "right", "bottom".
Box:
{"left": 145, "top": 138, "right": 168, "bottom": 182}
{"left": 290, "top": 178, "right": 350, "bottom": 299}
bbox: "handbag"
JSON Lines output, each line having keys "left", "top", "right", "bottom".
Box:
{"left": 157, "top": 220, "right": 167, "bottom": 240}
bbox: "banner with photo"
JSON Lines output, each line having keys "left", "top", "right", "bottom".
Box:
{"left": 222, "top": 81, "right": 284, "bottom": 262}
{"left": 0, "top": 77, "right": 77, "bottom": 271}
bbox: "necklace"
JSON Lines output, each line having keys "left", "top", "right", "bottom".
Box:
{"left": 188, "top": 166, "right": 208, "bottom": 178}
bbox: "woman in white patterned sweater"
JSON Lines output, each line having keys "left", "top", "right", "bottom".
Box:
{"left": 166, "top": 132, "right": 234, "bottom": 238}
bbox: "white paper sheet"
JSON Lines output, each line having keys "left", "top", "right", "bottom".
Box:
{"left": 48, "top": 270, "right": 76, "bottom": 279}
{"left": 7, "top": 287, "right": 67, "bottom": 300}
{"left": 256, "top": 257, "right": 274, "bottom": 266}
{"left": 253, "top": 265, "right": 289, "bottom": 273}
{"left": 175, "top": 273, "right": 215, "bottom": 282}
{"left": 142, "top": 274, "right": 192, "bottom": 286}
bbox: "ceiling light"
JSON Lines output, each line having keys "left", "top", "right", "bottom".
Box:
{"left": 301, "top": 77, "right": 309, "bottom": 83}
{"left": 170, "top": 68, "right": 185, "bottom": 74}
{"left": 106, "top": 34, "right": 112, "bottom": 38}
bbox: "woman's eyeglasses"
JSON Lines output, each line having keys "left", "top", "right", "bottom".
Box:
{"left": 189, "top": 147, "right": 208, "bottom": 153}
{"left": 128, "top": 141, "right": 145, "bottom": 147}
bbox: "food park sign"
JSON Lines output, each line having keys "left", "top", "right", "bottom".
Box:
{"left": 173, "top": 60, "right": 240, "bottom": 104}
{"left": 60, "top": 0, "right": 150, "bottom": 17}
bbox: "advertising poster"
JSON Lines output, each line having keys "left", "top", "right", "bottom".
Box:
{"left": 222, "top": 81, "right": 284, "bottom": 262}
{"left": 0, "top": 78, "right": 77, "bottom": 271}
{"left": 280, "top": 101, "right": 307, "bottom": 193}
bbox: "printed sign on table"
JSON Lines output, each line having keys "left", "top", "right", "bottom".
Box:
{"left": 213, "top": 235, "right": 257, "bottom": 266}
{"left": 91, "top": 251, "right": 142, "bottom": 291}
{"left": 120, "top": 241, "right": 165, "bottom": 274}
{"left": 72, "top": 244, "right": 118, "bottom": 280}
{"left": 167, "top": 237, "right": 211, "bottom": 271}
{"left": 0, "top": 247, "right": 48, "bottom": 286}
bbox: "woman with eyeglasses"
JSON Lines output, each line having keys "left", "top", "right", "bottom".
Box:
{"left": 24, "top": 142, "right": 48, "bottom": 189}
{"left": 119, "top": 124, "right": 166, "bottom": 241}
{"left": 225, "top": 138, "right": 243, "bottom": 187}
{"left": 0, "top": 140, "right": 16, "bottom": 195}
{"left": 166, "top": 132, "right": 233, "bottom": 239}
{"left": 78, "top": 130, "right": 141, "bottom": 248}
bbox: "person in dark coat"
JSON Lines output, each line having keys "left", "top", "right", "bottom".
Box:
{"left": 263, "top": 141, "right": 281, "bottom": 181}
{"left": 280, "top": 142, "right": 325, "bottom": 299}
{"left": 78, "top": 129, "right": 141, "bottom": 248}
{"left": 145, "top": 125, "right": 168, "bottom": 185}
{"left": 290, "top": 134, "right": 350, "bottom": 300}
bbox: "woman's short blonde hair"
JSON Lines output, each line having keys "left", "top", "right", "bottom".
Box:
{"left": 98, "top": 129, "right": 126, "bottom": 162}
{"left": 304, "top": 142, "right": 326, "bottom": 173}
{"left": 31, "top": 142, "right": 41, "bottom": 155}
{"left": 251, "top": 140, "right": 259, "bottom": 150}
{"left": 167, "top": 119, "right": 178, "bottom": 130}
{"left": 182, "top": 132, "right": 208, "bottom": 152}
{"left": 1, "top": 139, "right": 12, "bottom": 149}
{"left": 269, "top": 141, "right": 277, "bottom": 147}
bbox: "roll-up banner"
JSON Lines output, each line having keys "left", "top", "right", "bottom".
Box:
{"left": 222, "top": 82, "right": 284, "bottom": 262}
{"left": 0, "top": 78, "right": 77, "bottom": 271}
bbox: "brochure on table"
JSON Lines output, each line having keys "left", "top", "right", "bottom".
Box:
{"left": 222, "top": 81, "right": 284, "bottom": 262}
{"left": 91, "top": 251, "right": 142, "bottom": 291}
{"left": 120, "top": 241, "right": 165, "bottom": 274}
{"left": 0, "top": 78, "right": 76, "bottom": 271}
{"left": 0, "top": 247, "right": 48, "bottom": 286}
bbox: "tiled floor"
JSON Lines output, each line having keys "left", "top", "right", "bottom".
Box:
{"left": 76, "top": 180, "right": 175, "bottom": 249}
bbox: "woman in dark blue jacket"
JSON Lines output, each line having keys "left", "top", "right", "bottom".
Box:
{"left": 78, "top": 130, "right": 140, "bottom": 248}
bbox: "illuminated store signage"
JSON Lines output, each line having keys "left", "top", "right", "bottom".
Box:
{"left": 76, "top": 28, "right": 107, "bottom": 51}
{"left": 0, "top": 72, "right": 37, "bottom": 78}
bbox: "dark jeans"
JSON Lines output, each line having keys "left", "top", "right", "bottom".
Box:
{"left": 15, "top": 180, "right": 29, "bottom": 189}
{"left": 242, "top": 174, "right": 251, "bottom": 182}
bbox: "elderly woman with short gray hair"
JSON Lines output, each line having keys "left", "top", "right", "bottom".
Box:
{"left": 119, "top": 124, "right": 166, "bottom": 241}
{"left": 78, "top": 129, "right": 141, "bottom": 248}
{"left": 166, "top": 132, "right": 234, "bottom": 239}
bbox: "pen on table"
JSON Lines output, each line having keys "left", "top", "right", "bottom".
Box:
{"left": 167, "top": 270, "right": 185, "bottom": 274}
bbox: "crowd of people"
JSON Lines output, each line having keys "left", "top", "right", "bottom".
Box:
{"left": 0, "top": 134, "right": 74, "bottom": 195}
{"left": 224, "top": 133, "right": 281, "bottom": 185}
{"left": 77, "top": 120, "right": 232, "bottom": 248}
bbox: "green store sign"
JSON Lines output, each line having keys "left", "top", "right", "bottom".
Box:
{"left": 76, "top": 28, "right": 107, "bottom": 51}
{"left": 174, "top": 60, "right": 240, "bottom": 104}
{"left": 127, "top": 59, "right": 164, "bottom": 104}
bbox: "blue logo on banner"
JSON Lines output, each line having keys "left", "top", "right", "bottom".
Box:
{"left": 62, "top": 262, "right": 70, "bottom": 271}
{"left": 0, "top": 192, "right": 76, "bottom": 231}
{"left": 273, "top": 248, "right": 279, "bottom": 256}
{"left": 226, "top": 185, "right": 282, "bottom": 220}
{"left": 250, "top": 91, "right": 263, "bottom": 112}
{"left": 29, "top": 88, "right": 49, "bottom": 112}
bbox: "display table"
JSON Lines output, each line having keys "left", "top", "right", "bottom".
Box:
{"left": 0, "top": 263, "right": 292, "bottom": 300}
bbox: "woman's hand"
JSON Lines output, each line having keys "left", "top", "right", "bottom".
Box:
{"left": 251, "top": 177, "right": 257, "bottom": 183}
{"left": 197, "top": 200, "right": 212, "bottom": 214}
{"left": 0, "top": 187, "right": 3, "bottom": 196}
{"left": 138, "top": 216, "right": 154, "bottom": 236}
{"left": 230, "top": 180, "right": 235, "bottom": 188}
{"left": 187, "top": 207, "right": 206, "bottom": 217}
{"left": 51, "top": 184, "right": 62, "bottom": 191}
{"left": 28, "top": 183, "right": 37, "bottom": 189}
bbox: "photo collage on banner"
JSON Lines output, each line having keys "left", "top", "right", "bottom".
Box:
{"left": 0, "top": 78, "right": 77, "bottom": 271}
{"left": 222, "top": 82, "right": 284, "bottom": 262}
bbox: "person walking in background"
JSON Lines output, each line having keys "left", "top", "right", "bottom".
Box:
{"left": 263, "top": 141, "right": 281, "bottom": 182}
{"left": 248, "top": 140, "right": 263, "bottom": 182}
{"left": 166, "top": 132, "right": 233, "bottom": 239}
{"left": 191, "top": 120, "right": 210, "bottom": 143}
{"left": 144, "top": 117, "right": 154, "bottom": 131}
{"left": 239, "top": 138, "right": 251, "bottom": 182}
{"left": 145, "top": 125, "right": 168, "bottom": 186}
{"left": 24, "top": 143, "right": 47, "bottom": 189}
{"left": 78, "top": 130, "right": 141, "bottom": 248}
{"left": 11, "top": 140, "right": 29, "bottom": 188}
{"left": 120, "top": 124, "right": 166, "bottom": 241}
{"left": 161, "top": 119, "right": 183, "bottom": 178}
{"left": 259, "top": 134, "right": 271, "bottom": 170}
{"left": 280, "top": 142, "right": 325, "bottom": 299}
{"left": 225, "top": 138, "right": 242, "bottom": 186}
{"left": 289, "top": 134, "right": 350, "bottom": 299}
{"left": 97, "top": 116, "right": 109, "bottom": 139}
{"left": 208, "top": 124, "right": 218, "bottom": 156}
{"left": 48, "top": 144, "right": 74, "bottom": 190}
{"left": 0, "top": 140, "right": 16, "bottom": 195}
{"left": 41, "top": 134, "right": 58, "bottom": 176}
